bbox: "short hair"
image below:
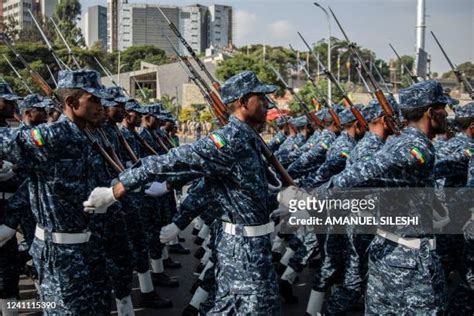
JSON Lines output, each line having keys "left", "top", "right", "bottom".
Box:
{"left": 400, "top": 105, "right": 431, "bottom": 122}
{"left": 56, "top": 88, "right": 86, "bottom": 108}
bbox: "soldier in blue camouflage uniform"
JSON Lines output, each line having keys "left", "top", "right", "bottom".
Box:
{"left": 323, "top": 95, "right": 400, "bottom": 314}
{"left": 434, "top": 102, "right": 474, "bottom": 280}
{"left": 0, "top": 70, "right": 112, "bottom": 314}
{"left": 287, "top": 106, "right": 342, "bottom": 181}
{"left": 275, "top": 116, "right": 311, "bottom": 168}
{"left": 267, "top": 116, "right": 289, "bottom": 152}
{"left": 0, "top": 83, "right": 21, "bottom": 315}
{"left": 85, "top": 71, "right": 282, "bottom": 315}
{"left": 326, "top": 80, "right": 452, "bottom": 314}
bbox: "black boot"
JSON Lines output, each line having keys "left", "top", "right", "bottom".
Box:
{"left": 194, "top": 236, "right": 205, "bottom": 246}
{"left": 163, "top": 257, "right": 182, "bottom": 269}
{"left": 192, "top": 227, "right": 200, "bottom": 236}
{"left": 279, "top": 280, "right": 298, "bottom": 304}
{"left": 169, "top": 243, "right": 191, "bottom": 255}
{"left": 152, "top": 272, "right": 179, "bottom": 287}
{"left": 272, "top": 251, "right": 282, "bottom": 263}
{"left": 182, "top": 304, "right": 199, "bottom": 316}
{"left": 194, "top": 263, "right": 205, "bottom": 275}
{"left": 139, "top": 291, "right": 173, "bottom": 309}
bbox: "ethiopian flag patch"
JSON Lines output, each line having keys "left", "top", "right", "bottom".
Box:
{"left": 464, "top": 148, "right": 472, "bottom": 157}
{"left": 210, "top": 132, "right": 226, "bottom": 149}
{"left": 320, "top": 142, "right": 329, "bottom": 150}
{"left": 31, "top": 128, "right": 45, "bottom": 147}
{"left": 410, "top": 147, "right": 425, "bottom": 165}
{"left": 340, "top": 150, "right": 350, "bottom": 158}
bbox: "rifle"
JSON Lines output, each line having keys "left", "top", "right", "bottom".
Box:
{"left": 158, "top": 7, "right": 221, "bottom": 91}
{"left": 163, "top": 32, "right": 294, "bottom": 185}
{"left": 2, "top": 54, "right": 33, "bottom": 93}
{"left": 269, "top": 65, "right": 324, "bottom": 130}
{"left": 371, "top": 61, "right": 395, "bottom": 99}
{"left": 84, "top": 128, "right": 124, "bottom": 173}
{"left": 113, "top": 125, "right": 139, "bottom": 163}
{"left": 431, "top": 31, "right": 473, "bottom": 99}
{"left": 298, "top": 32, "right": 369, "bottom": 131}
{"left": 132, "top": 130, "right": 159, "bottom": 155}
{"left": 329, "top": 8, "right": 400, "bottom": 134}
{"left": 49, "top": 17, "right": 81, "bottom": 69}
{"left": 46, "top": 64, "right": 58, "bottom": 87}
{"left": 151, "top": 130, "right": 171, "bottom": 152}
{"left": 28, "top": 9, "right": 69, "bottom": 71}
{"left": 388, "top": 44, "right": 417, "bottom": 85}
{"left": 355, "top": 63, "right": 374, "bottom": 97}
{"left": 288, "top": 45, "right": 341, "bottom": 128}
{"left": 97, "top": 128, "right": 125, "bottom": 170}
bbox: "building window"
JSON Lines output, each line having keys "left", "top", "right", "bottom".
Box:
{"left": 181, "top": 12, "right": 190, "bottom": 19}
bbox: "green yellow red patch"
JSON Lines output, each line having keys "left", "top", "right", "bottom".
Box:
{"left": 464, "top": 148, "right": 472, "bottom": 157}
{"left": 31, "top": 128, "right": 45, "bottom": 147}
{"left": 210, "top": 132, "right": 226, "bottom": 149}
{"left": 410, "top": 147, "right": 425, "bottom": 165}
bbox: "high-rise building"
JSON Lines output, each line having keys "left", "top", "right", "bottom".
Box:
{"left": 207, "top": 4, "right": 233, "bottom": 49}
{"left": 39, "top": 0, "right": 59, "bottom": 18}
{"left": 107, "top": 0, "right": 127, "bottom": 52}
{"left": 2, "top": 0, "right": 34, "bottom": 30}
{"left": 84, "top": 5, "right": 107, "bottom": 49}
{"left": 179, "top": 4, "right": 208, "bottom": 54}
{"left": 117, "top": 4, "right": 180, "bottom": 55}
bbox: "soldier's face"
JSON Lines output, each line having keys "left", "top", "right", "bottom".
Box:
{"left": 0, "top": 98, "right": 15, "bottom": 118}
{"left": 429, "top": 104, "right": 448, "bottom": 134}
{"left": 126, "top": 111, "right": 141, "bottom": 127}
{"left": 29, "top": 108, "right": 47, "bottom": 125}
{"left": 78, "top": 93, "right": 104, "bottom": 125}
{"left": 243, "top": 93, "right": 269, "bottom": 124}
{"left": 107, "top": 105, "right": 126, "bottom": 123}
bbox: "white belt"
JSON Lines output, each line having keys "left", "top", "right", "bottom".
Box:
{"left": 223, "top": 221, "right": 274, "bottom": 237}
{"left": 35, "top": 226, "right": 91, "bottom": 244}
{"left": 376, "top": 229, "right": 435, "bottom": 250}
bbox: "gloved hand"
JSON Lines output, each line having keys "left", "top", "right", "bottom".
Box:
{"left": 267, "top": 167, "right": 282, "bottom": 191}
{"left": 83, "top": 187, "right": 117, "bottom": 214}
{"left": 0, "top": 225, "right": 16, "bottom": 247}
{"left": 110, "top": 178, "right": 119, "bottom": 186}
{"left": 277, "top": 186, "right": 311, "bottom": 208}
{"left": 0, "top": 161, "right": 15, "bottom": 182}
{"left": 160, "top": 223, "right": 181, "bottom": 244}
{"left": 270, "top": 206, "right": 290, "bottom": 219}
{"left": 145, "top": 181, "right": 169, "bottom": 197}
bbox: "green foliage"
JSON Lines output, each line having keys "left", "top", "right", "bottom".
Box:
{"left": 161, "top": 94, "right": 177, "bottom": 113}
{"left": 139, "top": 87, "right": 154, "bottom": 103}
{"left": 116, "top": 46, "right": 170, "bottom": 72}
{"left": 441, "top": 62, "right": 474, "bottom": 80}
{"left": 54, "top": 0, "right": 85, "bottom": 47}
{"left": 178, "top": 107, "right": 193, "bottom": 122}
{"left": 200, "top": 110, "right": 212, "bottom": 122}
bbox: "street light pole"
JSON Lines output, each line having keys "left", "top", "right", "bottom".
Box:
{"left": 314, "top": 2, "right": 332, "bottom": 104}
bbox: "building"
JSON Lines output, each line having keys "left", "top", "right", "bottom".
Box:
{"left": 2, "top": 0, "right": 34, "bottom": 30}
{"left": 179, "top": 4, "right": 208, "bottom": 54}
{"left": 207, "top": 4, "right": 233, "bottom": 49}
{"left": 39, "top": 0, "right": 59, "bottom": 18}
{"left": 107, "top": 0, "right": 127, "bottom": 52}
{"left": 117, "top": 3, "right": 180, "bottom": 55}
{"left": 84, "top": 5, "right": 107, "bottom": 49}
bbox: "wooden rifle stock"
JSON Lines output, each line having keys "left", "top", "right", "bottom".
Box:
{"left": 84, "top": 129, "right": 124, "bottom": 173}
{"left": 113, "top": 125, "right": 139, "bottom": 163}
{"left": 132, "top": 130, "right": 159, "bottom": 155}
{"left": 374, "top": 90, "right": 400, "bottom": 135}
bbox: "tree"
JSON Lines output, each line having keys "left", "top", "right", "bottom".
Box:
{"left": 54, "top": 0, "right": 85, "bottom": 47}
{"left": 1, "top": 15, "right": 19, "bottom": 40}
{"left": 161, "top": 94, "right": 177, "bottom": 114}
{"left": 441, "top": 61, "right": 474, "bottom": 80}
{"left": 178, "top": 107, "right": 193, "bottom": 122}
{"left": 116, "top": 45, "right": 170, "bottom": 72}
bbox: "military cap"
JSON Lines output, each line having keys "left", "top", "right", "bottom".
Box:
{"left": 454, "top": 102, "right": 474, "bottom": 119}
{"left": 399, "top": 80, "right": 458, "bottom": 109}
{"left": 332, "top": 104, "right": 345, "bottom": 114}
{"left": 18, "top": 93, "right": 50, "bottom": 110}
{"left": 106, "top": 86, "right": 134, "bottom": 103}
{"left": 316, "top": 108, "right": 330, "bottom": 122}
{"left": 363, "top": 94, "right": 399, "bottom": 123}
{"left": 0, "top": 82, "right": 19, "bottom": 101}
{"left": 125, "top": 101, "right": 147, "bottom": 114}
{"left": 290, "top": 116, "right": 308, "bottom": 128}
{"left": 275, "top": 116, "right": 288, "bottom": 127}
{"left": 57, "top": 69, "right": 111, "bottom": 99}
{"left": 219, "top": 71, "right": 277, "bottom": 104}
{"left": 339, "top": 104, "right": 365, "bottom": 125}
{"left": 101, "top": 98, "right": 119, "bottom": 108}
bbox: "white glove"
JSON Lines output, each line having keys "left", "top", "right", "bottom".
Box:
{"left": 269, "top": 206, "right": 290, "bottom": 219}
{"left": 277, "top": 186, "right": 310, "bottom": 208}
{"left": 83, "top": 187, "right": 117, "bottom": 214}
{"left": 267, "top": 168, "right": 282, "bottom": 191}
{"left": 0, "top": 225, "right": 16, "bottom": 247}
{"left": 145, "top": 181, "right": 169, "bottom": 197}
{"left": 160, "top": 223, "right": 181, "bottom": 244}
{"left": 0, "top": 160, "right": 14, "bottom": 182}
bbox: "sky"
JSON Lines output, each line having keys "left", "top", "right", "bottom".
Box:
{"left": 79, "top": 0, "right": 473, "bottom": 74}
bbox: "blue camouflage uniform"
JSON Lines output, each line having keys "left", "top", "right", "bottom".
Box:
{"left": 267, "top": 116, "right": 288, "bottom": 152}
{"left": 274, "top": 116, "right": 308, "bottom": 168}
{"left": 330, "top": 80, "right": 457, "bottom": 314}
{"left": 0, "top": 70, "right": 112, "bottom": 314}
{"left": 117, "top": 71, "right": 281, "bottom": 315}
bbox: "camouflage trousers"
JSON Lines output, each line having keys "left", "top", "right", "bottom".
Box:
{"left": 123, "top": 192, "right": 149, "bottom": 273}
{"left": 365, "top": 235, "right": 446, "bottom": 314}
{"left": 199, "top": 220, "right": 221, "bottom": 314}
{"left": 30, "top": 239, "right": 95, "bottom": 315}
{"left": 103, "top": 204, "right": 134, "bottom": 300}
{"left": 208, "top": 231, "right": 280, "bottom": 315}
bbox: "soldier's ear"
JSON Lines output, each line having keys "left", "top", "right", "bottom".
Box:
{"left": 64, "top": 95, "right": 77, "bottom": 109}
